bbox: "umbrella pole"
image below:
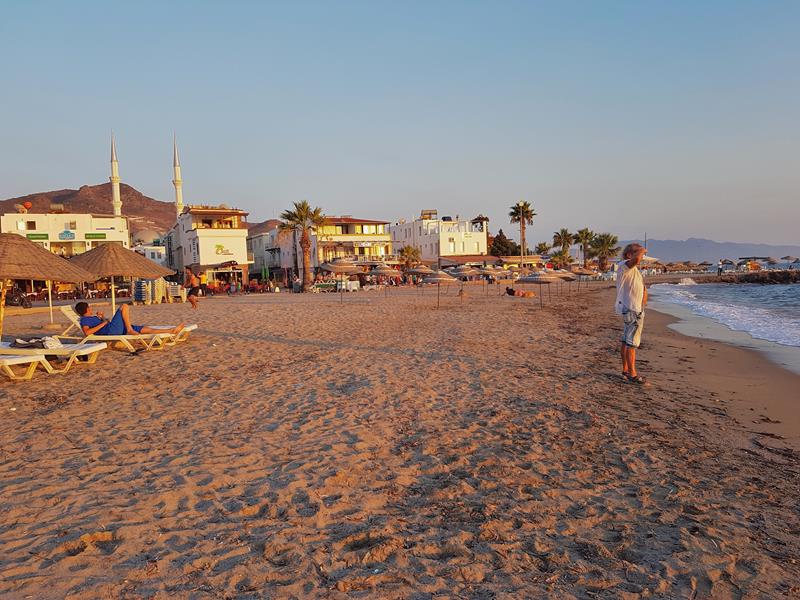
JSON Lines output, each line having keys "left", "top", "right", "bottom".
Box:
{"left": 111, "top": 276, "right": 116, "bottom": 314}
{"left": 548, "top": 283, "right": 552, "bottom": 302}
{"left": 539, "top": 283, "right": 543, "bottom": 308}
{"left": 0, "top": 279, "right": 7, "bottom": 339}
{"left": 437, "top": 282, "right": 440, "bottom": 308}
{"left": 47, "top": 280, "right": 53, "bottom": 324}
{"left": 340, "top": 274, "right": 343, "bottom": 304}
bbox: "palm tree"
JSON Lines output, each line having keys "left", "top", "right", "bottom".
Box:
{"left": 549, "top": 250, "right": 575, "bottom": 269}
{"left": 534, "top": 242, "right": 551, "bottom": 256}
{"left": 574, "top": 228, "right": 595, "bottom": 269}
{"left": 279, "top": 200, "right": 327, "bottom": 292}
{"left": 398, "top": 245, "right": 421, "bottom": 270}
{"left": 590, "top": 233, "right": 620, "bottom": 272}
{"left": 509, "top": 201, "right": 536, "bottom": 263}
{"left": 552, "top": 228, "right": 574, "bottom": 255}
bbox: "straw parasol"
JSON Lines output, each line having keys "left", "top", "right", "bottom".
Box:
{"left": 371, "top": 263, "right": 401, "bottom": 297}
{"left": 423, "top": 269, "right": 456, "bottom": 308}
{"left": 71, "top": 243, "right": 174, "bottom": 313}
{"left": 518, "top": 271, "right": 559, "bottom": 307}
{"left": 407, "top": 264, "right": 434, "bottom": 276}
{"left": 321, "top": 259, "right": 361, "bottom": 303}
{"left": 0, "top": 233, "right": 95, "bottom": 337}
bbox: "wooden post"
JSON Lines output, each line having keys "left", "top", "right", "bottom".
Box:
{"left": 0, "top": 279, "right": 7, "bottom": 339}
{"left": 47, "top": 280, "right": 54, "bottom": 324}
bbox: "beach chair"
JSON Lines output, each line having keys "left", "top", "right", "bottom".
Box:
{"left": 0, "top": 354, "right": 48, "bottom": 381}
{"left": 0, "top": 342, "right": 107, "bottom": 375}
{"left": 57, "top": 306, "right": 197, "bottom": 351}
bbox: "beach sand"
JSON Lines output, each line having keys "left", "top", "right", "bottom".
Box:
{"left": 1, "top": 284, "right": 798, "bottom": 598}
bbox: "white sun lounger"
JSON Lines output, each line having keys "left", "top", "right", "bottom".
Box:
{"left": 0, "top": 341, "right": 107, "bottom": 375}
{"left": 58, "top": 306, "right": 197, "bottom": 352}
{"left": 0, "top": 354, "right": 48, "bottom": 381}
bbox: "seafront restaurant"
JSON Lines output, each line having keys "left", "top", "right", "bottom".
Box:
{"left": 164, "top": 204, "right": 252, "bottom": 288}
{"left": 0, "top": 211, "right": 130, "bottom": 258}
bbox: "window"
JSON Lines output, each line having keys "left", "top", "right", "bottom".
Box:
{"left": 363, "top": 225, "right": 375, "bottom": 234}
{"left": 354, "top": 225, "right": 362, "bottom": 234}
{"left": 26, "top": 221, "right": 36, "bottom": 230}
{"left": 65, "top": 221, "right": 77, "bottom": 230}
{"left": 16, "top": 220, "right": 25, "bottom": 231}
{"left": 150, "top": 252, "right": 157, "bottom": 259}
{"left": 449, "top": 241, "right": 456, "bottom": 253}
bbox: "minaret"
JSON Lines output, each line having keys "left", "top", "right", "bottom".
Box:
{"left": 110, "top": 133, "right": 122, "bottom": 216}
{"left": 172, "top": 135, "right": 184, "bottom": 217}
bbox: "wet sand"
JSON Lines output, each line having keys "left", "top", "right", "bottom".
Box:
{"left": 0, "top": 284, "right": 798, "bottom": 598}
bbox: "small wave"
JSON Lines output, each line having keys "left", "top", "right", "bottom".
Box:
{"left": 677, "top": 278, "right": 697, "bottom": 286}
{"left": 651, "top": 285, "right": 800, "bottom": 347}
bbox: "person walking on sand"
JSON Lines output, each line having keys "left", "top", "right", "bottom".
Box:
{"left": 615, "top": 243, "right": 649, "bottom": 385}
{"left": 184, "top": 267, "right": 200, "bottom": 310}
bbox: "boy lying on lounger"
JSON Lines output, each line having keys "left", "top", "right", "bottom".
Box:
{"left": 75, "top": 302, "right": 185, "bottom": 337}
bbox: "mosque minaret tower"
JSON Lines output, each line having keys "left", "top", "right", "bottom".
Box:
{"left": 172, "top": 135, "right": 184, "bottom": 217}
{"left": 110, "top": 133, "right": 122, "bottom": 216}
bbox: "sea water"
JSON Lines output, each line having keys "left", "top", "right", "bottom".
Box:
{"left": 650, "top": 281, "right": 800, "bottom": 347}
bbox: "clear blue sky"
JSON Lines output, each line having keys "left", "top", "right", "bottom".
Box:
{"left": 1, "top": 1, "right": 798, "bottom": 245}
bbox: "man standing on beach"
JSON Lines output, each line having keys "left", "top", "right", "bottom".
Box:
{"left": 615, "top": 243, "right": 648, "bottom": 384}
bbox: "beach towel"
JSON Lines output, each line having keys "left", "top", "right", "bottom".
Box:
{"left": 11, "top": 337, "right": 64, "bottom": 350}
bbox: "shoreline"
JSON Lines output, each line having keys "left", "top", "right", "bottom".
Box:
{"left": 644, "top": 302, "right": 800, "bottom": 451}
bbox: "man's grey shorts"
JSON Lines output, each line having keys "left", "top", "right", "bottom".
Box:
{"left": 621, "top": 310, "right": 644, "bottom": 348}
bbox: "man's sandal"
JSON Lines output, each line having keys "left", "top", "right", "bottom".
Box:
{"left": 626, "top": 374, "right": 648, "bottom": 385}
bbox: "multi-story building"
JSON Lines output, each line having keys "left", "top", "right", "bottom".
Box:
{"left": 247, "top": 216, "right": 394, "bottom": 282}
{"left": 164, "top": 205, "right": 251, "bottom": 284}
{"left": 389, "top": 210, "right": 488, "bottom": 263}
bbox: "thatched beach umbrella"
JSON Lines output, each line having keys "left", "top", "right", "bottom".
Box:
{"left": 371, "top": 263, "right": 401, "bottom": 297}
{"left": 0, "top": 233, "right": 95, "bottom": 337}
{"left": 71, "top": 243, "right": 174, "bottom": 313}
{"left": 407, "top": 264, "right": 434, "bottom": 294}
{"left": 423, "top": 270, "right": 456, "bottom": 308}
{"left": 321, "top": 259, "right": 360, "bottom": 304}
{"left": 519, "top": 271, "right": 559, "bottom": 306}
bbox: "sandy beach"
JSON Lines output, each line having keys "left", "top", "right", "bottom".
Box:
{"left": 1, "top": 284, "right": 798, "bottom": 598}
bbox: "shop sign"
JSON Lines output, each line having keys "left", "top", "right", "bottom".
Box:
{"left": 85, "top": 233, "right": 106, "bottom": 240}
{"left": 59, "top": 230, "right": 76, "bottom": 241}
{"left": 354, "top": 241, "right": 377, "bottom": 247}
{"left": 214, "top": 244, "right": 233, "bottom": 255}
{"left": 26, "top": 233, "right": 48, "bottom": 240}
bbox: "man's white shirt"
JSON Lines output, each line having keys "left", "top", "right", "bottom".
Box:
{"left": 615, "top": 260, "right": 644, "bottom": 315}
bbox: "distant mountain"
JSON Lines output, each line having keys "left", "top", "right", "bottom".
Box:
{"left": 621, "top": 238, "right": 800, "bottom": 263}
{"left": 0, "top": 183, "right": 177, "bottom": 236}
{"left": 247, "top": 219, "right": 281, "bottom": 236}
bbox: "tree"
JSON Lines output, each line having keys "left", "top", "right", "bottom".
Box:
{"left": 509, "top": 201, "right": 536, "bottom": 261}
{"left": 552, "top": 228, "right": 574, "bottom": 255}
{"left": 574, "top": 228, "right": 595, "bottom": 269}
{"left": 549, "top": 250, "right": 575, "bottom": 269}
{"left": 489, "top": 229, "right": 519, "bottom": 257}
{"left": 534, "top": 242, "right": 551, "bottom": 256}
{"left": 398, "top": 245, "right": 421, "bottom": 270}
{"left": 590, "top": 233, "right": 620, "bottom": 272}
{"left": 279, "top": 200, "right": 327, "bottom": 292}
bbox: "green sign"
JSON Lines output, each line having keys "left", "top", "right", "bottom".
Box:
{"left": 85, "top": 233, "right": 107, "bottom": 240}
{"left": 26, "top": 233, "right": 48, "bottom": 240}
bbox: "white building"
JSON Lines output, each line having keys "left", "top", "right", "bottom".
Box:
{"left": 163, "top": 139, "right": 252, "bottom": 284}
{"left": 0, "top": 135, "right": 130, "bottom": 256}
{"left": 390, "top": 210, "right": 488, "bottom": 263}
{"left": 0, "top": 212, "right": 130, "bottom": 257}
{"left": 134, "top": 243, "right": 168, "bottom": 267}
